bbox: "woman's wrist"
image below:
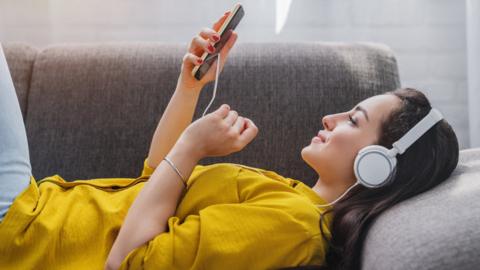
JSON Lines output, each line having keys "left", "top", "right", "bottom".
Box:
{"left": 176, "top": 75, "right": 204, "bottom": 93}
{"left": 104, "top": 255, "right": 122, "bottom": 270}
{"left": 171, "top": 137, "right": 204, "bottom": 163}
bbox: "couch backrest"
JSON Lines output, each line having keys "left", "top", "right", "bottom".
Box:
{"left": 4, "top": 42, "right": 400, "bottom": 185}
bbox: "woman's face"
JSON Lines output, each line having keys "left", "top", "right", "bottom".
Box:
{"left": 301, "top": 94, "right": 401, "bottom": 186}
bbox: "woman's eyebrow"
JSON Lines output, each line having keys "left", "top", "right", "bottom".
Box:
{"left": 354, "top": 105, "right": 369, "bottom": 122}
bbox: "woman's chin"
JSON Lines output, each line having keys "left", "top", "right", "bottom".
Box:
{"left": 301, "top": 145, "right": 324, "bottom": 165}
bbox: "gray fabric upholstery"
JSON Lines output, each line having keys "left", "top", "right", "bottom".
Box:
{"left": 362, "top": 147, "right": 480, "bottom": 270}
{"left": 6, "top": 42, "right": 400, "bottom": 184}
{"left": 2, "top": 43, "right": 37, "bottom": 121}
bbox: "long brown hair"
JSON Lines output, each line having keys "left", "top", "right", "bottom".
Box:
{"left": 282, "top": 88, "right": 459, "bottom": 270}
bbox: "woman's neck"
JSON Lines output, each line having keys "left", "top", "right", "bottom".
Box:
{"left": 312, "top": 176, "right": 354, "bottom": 204}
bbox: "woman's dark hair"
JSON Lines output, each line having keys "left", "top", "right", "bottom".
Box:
{"left": 281, "top": 88, "right": 459, "bottom": 270}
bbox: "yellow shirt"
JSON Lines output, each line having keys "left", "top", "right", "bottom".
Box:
{"left": 0, "top": 159, "right": 332, "bottom": 269}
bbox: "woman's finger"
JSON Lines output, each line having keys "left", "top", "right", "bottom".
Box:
{"left": 182, "top": 52, "right": 203, "bottom": 70}
{"left": 191, "top": 11, "right": 229, "bottom": 56}
{"left": 238, "top": 118, "right": 259, "bottom": 145}
{"left": 188, "top": 10, "right": 230, "bottom": 56}
{"left": 223, "top": 110, "right": 238, "bottom": 126}
{"left": 213, "top": 11, "right": 231, "bottom": 31}
{"left": 205, "top": 31, "right": 238, "bottom": 77}
{"left": 199, "top": 27, "right": 220, "bottom": 43}
{"left": 189, "top": 35, "right": 216, "bottom": 55}
{"left": 232, "top": 116, "right": 246, "bottom": 134}
{"left": 212, "top": 104, "right": 230, "bottom": 118}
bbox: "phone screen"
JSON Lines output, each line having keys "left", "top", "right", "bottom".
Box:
{"left": 193, "top": 5, "right": 245, "bottom": 80}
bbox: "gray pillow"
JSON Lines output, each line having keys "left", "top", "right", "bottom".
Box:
{"left": 361, "top": 148, "right": 480, "bottom": 270}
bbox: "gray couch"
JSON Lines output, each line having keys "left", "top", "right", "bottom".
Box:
{"left": 3, "top": 42, "right": 479, "bottom": 269}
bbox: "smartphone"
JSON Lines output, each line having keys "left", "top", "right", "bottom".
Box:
{"left": 191, "top": 3, "right": 244, "bottom": 80}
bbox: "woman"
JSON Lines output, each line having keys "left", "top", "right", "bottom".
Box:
{"left": 0, "top": 11, "right": 458, "bottom": 270}
{"left": 284, "top": 90, "right": 459, "bottom": 270}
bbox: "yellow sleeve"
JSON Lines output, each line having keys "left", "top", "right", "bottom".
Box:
{"left": 138, "top": 157, "right": 155, "bottom": 179}
{"left": 120, "top": 167, "right": 321, "bottom": 270}
{"left": 119, "top": 204, "right": 316, "bottom": 270}
{"left": 137, "top": 157, "right": 206, "bottom": 180}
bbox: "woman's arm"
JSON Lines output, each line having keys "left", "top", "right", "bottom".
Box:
{"left": 146, "top": 12, "right": 237, "bottom": 169}
{"left": 106, "top": 103, "right": 258, "bottom": 270}
{"left": 106, "top": 12, "right": 240, "bottom": 269}
{"left": 146, "top": 85, "right": 201, "bottom": 169}
{"left": 105, "top": 140, "right": 202, "bottom": 270}
{"left": 106, "top": 97, "right": 258, "bottom": 269}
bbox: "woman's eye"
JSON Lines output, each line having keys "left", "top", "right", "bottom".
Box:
{"left": 348, "top": 114, "right": 358, "bottom": 126}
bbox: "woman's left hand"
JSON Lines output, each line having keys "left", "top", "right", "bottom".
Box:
{"left": 177, "top": 11, "right": 238, "bottom": 91}
{"left": 176, "top": 104, "right": 258, "bottom": 160}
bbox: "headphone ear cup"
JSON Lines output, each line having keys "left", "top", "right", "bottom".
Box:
{"left": 354, "top": 145, "right": 397, "bottom": 188}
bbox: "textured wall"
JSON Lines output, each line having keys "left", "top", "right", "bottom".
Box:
{"left": 0, "top": 0, "right": 469, "bottom": 149}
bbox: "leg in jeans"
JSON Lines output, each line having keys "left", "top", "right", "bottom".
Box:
{"left": 0, "top": 44, "right": 32, "bottom": 223}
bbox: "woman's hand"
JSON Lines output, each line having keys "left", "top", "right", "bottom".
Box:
{"left": 176, "top": 104, "right": 259, "bottom": 159}
{"left": 177, "top": 11, "right": 238, "bottom": 91}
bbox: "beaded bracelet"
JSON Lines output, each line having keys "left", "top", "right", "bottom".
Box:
{"left": 163, "top": 157, "right": 187, "bottom": 188}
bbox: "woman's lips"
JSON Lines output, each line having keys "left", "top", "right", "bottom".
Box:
{"left": 316, "top": 131, "right": 327, "bottom": 142}
{"left": 312, "top": 135, "right": 324, "bottom": 143}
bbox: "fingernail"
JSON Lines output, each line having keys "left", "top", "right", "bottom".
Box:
{"left": 197, "top": 58, "right": 203, "bottom": 64}
{"left": 212, "top": 35, "right": 220, "bottom": 42}
{"left": 208, "top": 44, "right": 215, "bottom": 53}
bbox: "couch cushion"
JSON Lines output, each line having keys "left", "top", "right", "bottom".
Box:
{"left": 25, "top": 42, "right": 400, "bottom": 182}
{"left": 2, "top": 43, "right": 37, "bottom": 121}
{"left": 361, "top": 147, "right": 480, "bottom": 270}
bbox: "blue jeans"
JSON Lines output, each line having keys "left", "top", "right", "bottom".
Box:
{"left": 0, "top": 44, "right": 32, "bottom": 223}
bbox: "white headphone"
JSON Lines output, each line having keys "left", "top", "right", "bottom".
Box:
{"left": 316, "top": 107, "right": 443, "bottom": 208}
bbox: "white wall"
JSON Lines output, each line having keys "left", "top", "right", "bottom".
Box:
{"left": 0, "top": 0, "right": 469, "bottom": 149}
{"left": 467, "top": 0, "right": 480, "bottom": 148}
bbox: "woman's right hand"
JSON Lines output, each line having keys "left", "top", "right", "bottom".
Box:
{"left": 177, "top": 11, "right": 238, "bottom": 91}
{"left": 176, "top": 104, "right": 259, "bottom": 159}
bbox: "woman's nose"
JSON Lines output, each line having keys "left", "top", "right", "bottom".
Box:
{"left": 322, "top": 116, "right": 332, "bottom": 130}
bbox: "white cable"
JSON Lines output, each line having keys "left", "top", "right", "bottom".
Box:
{"left": 315, "top": 182, "right": 359, "bottom": 208}
{"left": 202, "top": 53, "right": 221, "bottom": 117}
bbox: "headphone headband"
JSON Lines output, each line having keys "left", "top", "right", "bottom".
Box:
{"left": 392, "top": 108, "right": 443, "bottom": 155}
